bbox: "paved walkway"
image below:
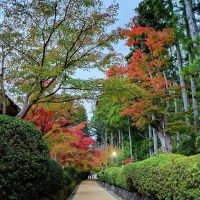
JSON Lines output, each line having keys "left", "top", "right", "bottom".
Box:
{"left": 71, "top": 180, "right": 117, "bottom": 200}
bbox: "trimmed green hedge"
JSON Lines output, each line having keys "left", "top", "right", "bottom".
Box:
{"left": 63, "top": 167, "right": 89, "bottom": 197}
{"left": 0, "top": 115, "right": 89, "bottom": 200}
{"left": 0, "top": 115, "right": 50, "bottom": 199}
{"left": 46, "top": 159, "right": 64, "bottom": 193}
{"left": 98, "top": 167, "right": 127, "bottom": 190}
{"left": 98, "top": 154, "right": 200, "bottom": 200}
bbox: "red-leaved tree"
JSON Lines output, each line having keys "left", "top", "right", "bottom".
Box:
{"left": 106, "top": 26, "right": 175, "bottom": 153}
{"left": 25, "top": 105, "right": 108, "bottom": 171}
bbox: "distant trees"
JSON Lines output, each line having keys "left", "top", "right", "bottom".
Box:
{"left": 135, "top": 0, "right": 200, "bottom": 154}
{"left": 92, "top": 0, "right": 200, "bottom": 157}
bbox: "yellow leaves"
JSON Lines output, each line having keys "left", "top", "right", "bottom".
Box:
{"left": 72, "top": 121, "right": 89, "bottom": 131}
{"left": 20, "top": 82, "right": 30, "bottom": 92}
{"left": 103, "top": 77, "right": 144, "bottom": 100}
{"left": 86, "top": 54, "right": 99, "bottom": 62}
{"left": 134, "top": 117, "right": 149, "bottom": 128}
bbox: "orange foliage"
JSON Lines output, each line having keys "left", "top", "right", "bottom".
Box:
{"left": 106, "top": 25, "right": 174, "bottom": 127}
{"left": 124, "top": 26, "right": 174, "bottom": 125}
{"left": 106, "top": 64, "right": 127, "bottom": 78}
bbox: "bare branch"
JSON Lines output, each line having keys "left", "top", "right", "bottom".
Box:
{"left": 41, "top": 0, "right": 72, "bottom": 66}
{"left": 1, "top": 38, "right": 40, "bottom": 66}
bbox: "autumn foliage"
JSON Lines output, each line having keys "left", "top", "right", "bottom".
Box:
{"left": 25, "top": 105, "right": 108, "bottom": 171}
{"left": 122, "top": 158, "right": 134, "bottom": 164}
{"left": 124, "top": 26, "right": 174, "bottom": 88}
{"left": 106, "top": 64, "right": 127, "bottom": 77}
{"left": 103, "top": 25, "right": 176, "bottom": 153}
{"left": 106, "top": 26, "right": 174, "bottom": 128}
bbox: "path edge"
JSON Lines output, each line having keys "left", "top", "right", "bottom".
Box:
{"left": 97, "top": 181, "right": 122, "bottom": 200}
{"left": 67, "top": 183, "right": 81, "bottom": 200}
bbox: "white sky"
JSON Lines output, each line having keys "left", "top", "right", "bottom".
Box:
{"left": 75, "top": 0, "right": 142, "bottom": 119}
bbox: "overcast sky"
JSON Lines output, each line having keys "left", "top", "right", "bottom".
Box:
{"left": 75, "top": 0, "right": 142, "bottom": 119}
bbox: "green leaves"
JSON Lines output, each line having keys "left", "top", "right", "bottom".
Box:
{"left": 0, "top": 115, "right": 50, "bottom": 199}
{"left": 2, "top": 0, "right": 118, "bottom": 116}
{"left": 99, "top": 154, "right": 200, "bottom": 200}
{"left": 102, "top": 77, "right": 145, "bottom": 101}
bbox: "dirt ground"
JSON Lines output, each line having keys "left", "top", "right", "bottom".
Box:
{"left": 71, "top": 180, "right": 117, "bottom": 200}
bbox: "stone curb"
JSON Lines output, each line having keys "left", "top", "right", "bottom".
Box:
{"left": 98, "top": 181, "right": 150, "bottom": 200}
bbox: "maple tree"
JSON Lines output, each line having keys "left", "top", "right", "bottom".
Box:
{"left": 133, "top": 0, "right": 200, "bottom": 155}
{"left": 122, "top": 26, "right": 175, "bottom": 153}
{"left": 104, "top": 26, "right": 178, "bottom": 153}
{"left": 25, "top": 104, "right": 110, "bottom": 171}
{"left": 1, "top": 0, "right": 118, "bottom": 118}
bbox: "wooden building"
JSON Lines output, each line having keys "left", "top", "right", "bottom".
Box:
{"left": 0, "top": 92, "right": 19, "bottom": 116}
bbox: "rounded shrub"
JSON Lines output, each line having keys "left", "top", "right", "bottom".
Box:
{"left": 63, "top": 167, "right": 79, "bottom": 198}
{"left": 0, "top": 115, "right": 50, "bottom": 200}
{"left": 46, "top": 159, "right": 64, "bottom": 193}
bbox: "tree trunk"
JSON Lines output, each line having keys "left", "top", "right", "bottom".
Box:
{"left": 184, "top": 0, "right": 199, "bottom": 41}
{"left": 157, "top": 127, "right": 172, "bottom": 153}
{"left": 118, "top": 129, "right": 121, "bottom": 149}
{"left": 163, "top": 71, "right": 170, "bottom": 110}
{"left": 153, "top": 128, "right": 158, "bottom": 155}
{"left": 151, "top": 114, "right": 158, "bottom": 155}
{"left": 182, "top": 0, "right": 199, "bottom": 132}
{"left": 111, "top": 132, "right": 113, "bottom": 147}
{"left": 176, "top": 44, "right": 190, "bottom": 115}
{"left": 1, "top": 46, "right": 6, "bottom": 115}
{"left": 105, "top": 132, "right": 108, "bottom": 147}
{"left": 164, "top": 133, "right": 172, "bottom": 153}
{"left": 148, "top": 124, "right": 153, "bottom": 157}
{"left": 16, "top": 95, "right": 33, "bottom": 118}
{"left": 190, "top": 76, "right": 199, "bottom": 131}
{"left": 121, "top": 128, "right": 124, "bottom": 151}
{"left": 111, "top": 132, "right": 114, "bottom": 163}
{"left": 128, "top": 118, "right": 133, "bottom": 159}
{"left": 174, "top": 95, "right": 180, "bottom": 147}
{"left": 168, "top": 1, "right": 190, "bottom": 126}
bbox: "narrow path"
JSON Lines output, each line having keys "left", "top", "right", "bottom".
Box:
{"left": 71, "top": 180, "right": 117, "bottom": 200}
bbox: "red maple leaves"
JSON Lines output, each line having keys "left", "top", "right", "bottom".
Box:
{"left": 25, "top": 105, "right": 106, "bottom": 171}
{"left": 106, "top": 64, "right": 127, "bottom": 77}
{"left": 106, "top": 25, "right": 174, "bottom": 127}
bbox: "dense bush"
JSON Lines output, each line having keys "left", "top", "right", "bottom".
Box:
{"left": 63, "top": 167, "right": 89, "bottom": 197}
{"left": 0, "top": 115, "right": 90, "bottom": 200}
{"left": 63, "top": 167, "right": 78, "bottom": 197}
{"left": 0, "top": 115, "right": 50, "bottom": 199}
{"left": 98, "top": 167, "right": 127, "bottom": 189}
{"left": 98, "top": 154, "right": 200, "bottom": 200}
{"left": 45, "top": 159, "right": 64, "bottom": 194}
